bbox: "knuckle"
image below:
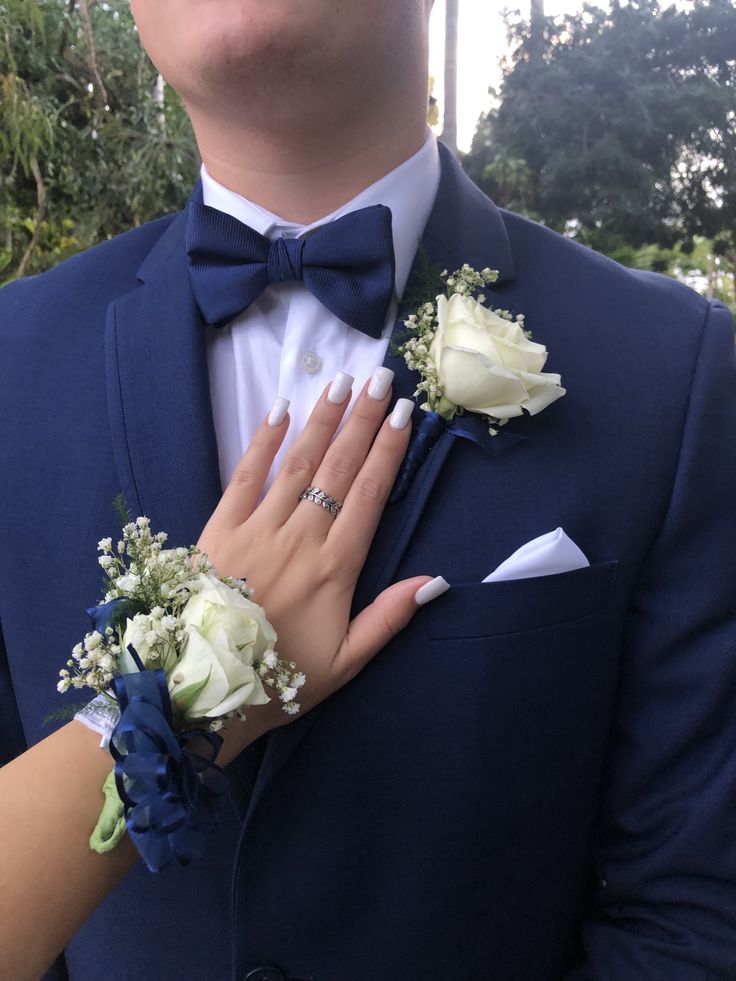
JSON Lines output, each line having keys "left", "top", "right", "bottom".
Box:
{"left": 355, "top": 475, "right": 386, "bottom": 504}
{"left": 311, "top": 406, "right": 337, "bottom": 431}
{"left": 228, "top": 466, "right": 258, "bottom": 490}
{"left": 325, "top": 451, "right": 356, "bottom": 478}
{"left": 379, "top": 606, "right": 402, "bottom": 642}
{"left": 248, "top": 434, "right": 271, "bottom": 453}
{"left": 283, "top": 453, "right": 313, "bottom": 477}
{"left": 349, "top": 402, "right": 377, "bottom": 425}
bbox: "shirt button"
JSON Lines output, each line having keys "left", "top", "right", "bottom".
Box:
{"left": 299, "top": 350, "right": 322, "bottom": 375}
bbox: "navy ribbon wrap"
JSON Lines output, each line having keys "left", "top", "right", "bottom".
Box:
{"left": 109, "top": 669, "right": 228, "bottom": 872}
{"left": 390, "top": 409, "right": 525, "bottom": 503}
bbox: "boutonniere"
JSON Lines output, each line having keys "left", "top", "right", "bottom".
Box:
{"left": 391, "top": 264, "right": 565, "bottom": 502}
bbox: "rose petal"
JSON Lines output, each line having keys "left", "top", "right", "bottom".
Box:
{"left": 443, "top": 319, "right": 504, "bottom": 366}
{"left": 169, "top": 626, "right": 230, "bottom": 715}
{"left": 521, "top": 378, "right": 567, "bottom": 415}
{"left": 439, "top": 346, "right": 528, "bottom": 411}
{"left": 204, "top": 670, "right": 270, "bottom": 716}
{"left": 492, "top": 333, "right": 548, "bottom": 374}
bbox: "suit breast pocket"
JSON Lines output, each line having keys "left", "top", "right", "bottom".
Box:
{"left": 426, "top": 560, "right": 619, "bottom": 640}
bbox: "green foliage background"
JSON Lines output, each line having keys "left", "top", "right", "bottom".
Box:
{"left": 0, "top": 0, "right": 198, "bottom": 281}
{"left": 1, "top": 0, "right": 734, "bottom": 311}
{"left": 464, "top": 0, "right": 736, "bottom": 310}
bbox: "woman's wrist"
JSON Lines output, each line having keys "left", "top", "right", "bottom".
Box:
{"left": 218, "top": 700, "right": 286, "bottom": 766}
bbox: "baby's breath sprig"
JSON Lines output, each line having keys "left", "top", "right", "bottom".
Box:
{"left": 256, "top": 654, "right": 307, "bottom": 718}
{"left": 398, "top": 264, "right": 499, "bottom": 420}
{"left": 59, "top": 517, "right": 254, "bottom": 701}
{"left": 98, "top": 516, "right": 230, "bottom": 610}
{"left": 60, "top": 516, "right": 306, "bottom": 731}
{"left": 444, "top": 263, "right": 499, "bottom": 297}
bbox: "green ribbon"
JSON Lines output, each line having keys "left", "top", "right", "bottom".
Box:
{"left": 89, "top": 766, "right": 126, "bottom": 853}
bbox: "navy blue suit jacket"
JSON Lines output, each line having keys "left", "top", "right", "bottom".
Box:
{"left": 2, "top": 146, "right": 736, "bottom": 980}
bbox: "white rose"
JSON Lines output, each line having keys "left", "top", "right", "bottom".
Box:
{"left": 168, "top": 573, "right": 273, "bottom": 719}
{"left": 429, "top": 294, "right": 565, "bottom": 421}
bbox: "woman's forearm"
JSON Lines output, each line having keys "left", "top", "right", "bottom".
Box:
{"left": 0, "top": 722, "right": 139, "bottom": 978}
{"left": 0, "top": 706, "right": 275, "bottom": 979}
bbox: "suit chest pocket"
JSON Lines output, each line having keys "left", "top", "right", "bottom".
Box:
{"left": 425, "top": 560, "right": 619, "bottom": 640}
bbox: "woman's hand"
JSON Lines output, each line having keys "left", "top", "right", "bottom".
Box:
{"left": 0, "top": 370, "right": 447, "bottom": 976}
{"left": 195, "top": 368, "right": 443, "bottom": 756}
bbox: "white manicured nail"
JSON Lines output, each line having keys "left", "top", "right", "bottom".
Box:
{"left": 367, "top": 366, "right": 394, "bottom": 401}
{"left": 390, "top": 398, "right": 414, "bottom": 430}
{"left": 415, "top": 576, "right": 450, "bottom": 606}
{"left": 267, "top": 397, "right": 290, "bottom": 427}
{"left": 328, "top": 371, "right": 354, "bottom": 405}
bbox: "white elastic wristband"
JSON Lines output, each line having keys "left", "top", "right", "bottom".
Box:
{"left": 74, "top": 693, "right": 121, "bottom": 749}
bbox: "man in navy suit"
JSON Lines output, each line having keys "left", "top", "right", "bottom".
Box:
{"left": 1, "top": 1, "right": 736, "bottom": 978}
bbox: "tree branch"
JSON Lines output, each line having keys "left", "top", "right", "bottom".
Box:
{"left": 77, "top": 0, "right": 108, "bottom": 110}
{"left": 58, "top": 0, "right": 78, "bottom": 60}
{"left": 16, "top": 157, "right": 46, "bottom": 279}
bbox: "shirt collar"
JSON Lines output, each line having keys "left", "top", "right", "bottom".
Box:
{"left": 200, "top": 128, "right": 441, "bottom": 303}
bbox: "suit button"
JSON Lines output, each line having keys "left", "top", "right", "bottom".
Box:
{"left": 244, "top": 968, "right": 286, "bottom": 981}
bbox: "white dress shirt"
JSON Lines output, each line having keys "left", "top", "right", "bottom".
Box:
{"left": 203, "top": 129, "right": 441, "bottom": 491}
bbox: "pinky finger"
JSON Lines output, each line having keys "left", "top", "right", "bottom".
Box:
{"left": 211, "top": 398, "right": 290, "bottom": 530}
{"left": 333, "top": 575, "right": 442, "bottom": 684}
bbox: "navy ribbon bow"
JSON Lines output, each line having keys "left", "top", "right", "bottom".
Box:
{"left": 186, "top": 199, "right": 396, "bottom": 339}
{"left": 109, "top": 669, "right": 229, "bottom": 872}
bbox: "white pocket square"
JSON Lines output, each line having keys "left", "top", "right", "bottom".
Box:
{"left": 482, "top": 528, "right": 589, "bottom": 583}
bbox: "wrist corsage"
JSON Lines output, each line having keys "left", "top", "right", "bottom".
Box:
{"left": 58, "top": 516, "right": 305, "bottom": 871}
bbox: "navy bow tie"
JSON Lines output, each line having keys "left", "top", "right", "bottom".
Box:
{"left": 185, "top": 198, "right": 396, "bottom": 339}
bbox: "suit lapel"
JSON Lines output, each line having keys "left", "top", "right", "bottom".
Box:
{"left": 242, "top": 144, "right": 520, "bottom": 825}
{"left": 105, "top": 213, "right": 222, "bottom": 547}
{"left": 356, "top": 142, "right": 518, "bottom": 605}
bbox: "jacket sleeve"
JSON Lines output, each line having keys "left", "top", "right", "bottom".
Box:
{"left": 0, "top": 618, "right": 27, "bottom": 766}
{"left": 568, "top": 300, "right": 736, "bottom": 979}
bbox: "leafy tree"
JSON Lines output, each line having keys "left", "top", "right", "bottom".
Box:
{"left": 0, "top": 0, "right": 198, "bottom": 280}
{"left": 466, "top": 0, "right": 736, "bottom": 304}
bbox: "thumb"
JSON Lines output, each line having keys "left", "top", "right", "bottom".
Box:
{"left": 336, "top": 575, "right": 450, "bottom": 679}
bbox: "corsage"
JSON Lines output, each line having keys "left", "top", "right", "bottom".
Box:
{"left": 58, "top": 516, "right": 305, "bottom": 871}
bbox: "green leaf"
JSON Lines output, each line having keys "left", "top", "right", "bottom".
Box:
{"left": 401, "top": 245, "right": 446, "bottom": 309}
{"left": 105, "top": 596, "right": 147, "bottom": 631}
{"left": 42, "top": 702, "right": 90, "bottom": 726}
{"left": 112, "top": 493, "right": 133, "bottom": 530}
{"left": 89, "top": 768, "right": 127, "bottom": 854}
{"left": 171, "top": 669, "right": 211, "bottom": 719}
{"left": 436, "top": 396, "right": 458, "bottom": 421}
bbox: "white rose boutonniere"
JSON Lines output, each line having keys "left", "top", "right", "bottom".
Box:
{"left": 430, "top": 293, "right": 564, "bottom": 422}
{"left": 391, "top": 264, "right": 565, "bottom": 502}
{"left": 400, "top": 264, "right": 565, "bottom": 429}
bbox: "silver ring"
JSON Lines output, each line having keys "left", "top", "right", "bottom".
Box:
{"left": 298, "top": 486, "right": 343, "bottom": 517}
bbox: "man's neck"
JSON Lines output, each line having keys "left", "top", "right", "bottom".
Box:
{"left": 189, "top": 105, "right": 428, "bottom": 225}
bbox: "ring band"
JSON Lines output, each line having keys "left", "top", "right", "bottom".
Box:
{"left": 299, "top": 486, "right": 343, "bottom": 517}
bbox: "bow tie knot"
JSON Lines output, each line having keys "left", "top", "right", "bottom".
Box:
{"left": 268, "top": 236, "right": 305, "bottom": 283}
{"left": 185, "top": 192, "right": 396, "bottom": 339}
